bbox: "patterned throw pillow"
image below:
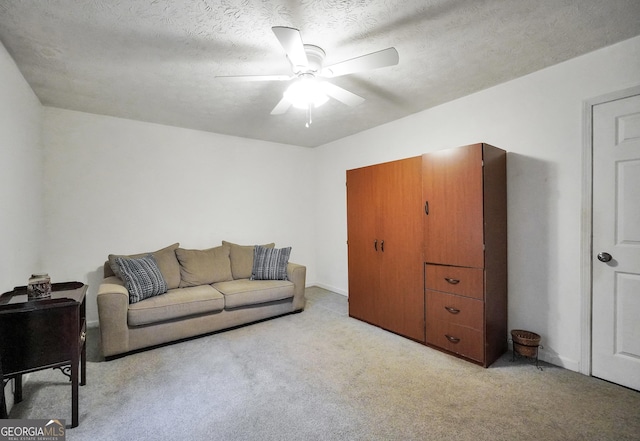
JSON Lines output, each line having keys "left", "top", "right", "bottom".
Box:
{"left": 112, "top": 254, "right": 168, "bottom": 304}
{"left": 108, "top": 243, "right": 181, "bottom": 289}
{"left": 251, "top": 246, "right": 291, "bottom": 281}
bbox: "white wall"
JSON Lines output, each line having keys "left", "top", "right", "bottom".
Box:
{"left": 0, "top": 42, "right": 44, "bottom": 287}
{"left": 42, "top": 109, "right": 317, "bottom": 325}
{"left": 0, "top": 40, "right": 44, "bottom": 414}
{"left": 314, "top": 35, "right": 640, "bottom": 371}
{"left": 8, "top": 31, "right": 640, "bottom": 374}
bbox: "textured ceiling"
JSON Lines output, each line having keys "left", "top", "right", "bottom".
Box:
{"left": 1, "top": 1, "right": 639, "bottom": 147}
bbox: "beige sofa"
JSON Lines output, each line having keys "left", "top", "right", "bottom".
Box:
{"left": 97, "top": 241, "right": 306, "bottom": 359}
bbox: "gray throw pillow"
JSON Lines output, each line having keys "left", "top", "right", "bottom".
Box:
{"left": 108, "top": 242, "right": 181, "bottom": 289}
{"left": 112, "top": 254, "right": 168, "bottom": 304}
{"left": 251, "top": 246, "right": 291, "bottom": 281}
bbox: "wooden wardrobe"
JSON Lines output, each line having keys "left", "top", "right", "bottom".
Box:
{"left": 346, "top": 143, "right": 507, "bottom": 367}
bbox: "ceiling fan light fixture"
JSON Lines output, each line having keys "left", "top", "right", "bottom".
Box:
{"left": 284, "top": 76, "right": 329, "bottom": 109}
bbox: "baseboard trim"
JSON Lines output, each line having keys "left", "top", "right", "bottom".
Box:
{"left": 311, "top": 283, "right": 347, "bottom": 297}
{"left": 539, "top": 350, "right": 580, "bottom": 372}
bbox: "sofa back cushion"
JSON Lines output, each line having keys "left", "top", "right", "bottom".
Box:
{"left": 176, "top": 245, "right": 233, "bottom": 287}
{"left": 107, "top": 243, "right": 181, "bottom": 289}
{"left": 222, "top": 241, "right": 275, "bottom": 279}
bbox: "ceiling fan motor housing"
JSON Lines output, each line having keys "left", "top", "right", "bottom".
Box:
{"left": 296, "top": 44, "right": 325, "bottom": 74}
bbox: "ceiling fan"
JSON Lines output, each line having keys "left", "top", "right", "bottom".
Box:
{"left": 216, "top": 26, "right": 399, "bottom": 126}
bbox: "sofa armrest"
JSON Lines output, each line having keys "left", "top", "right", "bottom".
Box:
{"left": 287, "top": 262, "right": 306, "bottom": 311}
{"left": 97, "top": 276, "right": 130, "bottom": 357}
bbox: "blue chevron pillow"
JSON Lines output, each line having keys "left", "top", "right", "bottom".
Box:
{"left": 250, "top": 246, "right": 291, "bottom": 281}
{"left": 112, "top": 254, "right": 168, "bottom": 303}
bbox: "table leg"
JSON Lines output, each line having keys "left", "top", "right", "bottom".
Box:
{"left": 1, "top": 375, "right": 22, "bottom": 419}
{"left": 0, "top": 358, "right": 6, "bottom": 419}
{"left": 71, "top": 359, "right": 78, "bottom": 428}
{"left": 81, "top": 339, "right": 86, "bottom": 387}
{"left": 14, "top": 375, "right": 22, "bottom": 403}
{"left": 1, "top": 382, "right": 6, "bottom": 419}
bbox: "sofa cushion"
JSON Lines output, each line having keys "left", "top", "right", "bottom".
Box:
{"left": 251, "top": 246, "right": 291, "bottom": 281}
{"left": 111, "top": 254, "right": 168, "bottom": 304}
{"left": 176, "top": 245, "right": 233, "bottom": 287}
{"left": 214, "top": 279, "right": 294, "bottom": 309}
{"left": 127, "top": 285, "right": 224, "bottom": 326}
{"left": 108, "top": 243, "right": 181, "bottom": 289}
{"left": 222, "top": 241, "right": 275, "bottom": 280}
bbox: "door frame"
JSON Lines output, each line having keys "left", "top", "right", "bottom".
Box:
{"left": 580, "top": 84, "right": 640, "bottom": 376}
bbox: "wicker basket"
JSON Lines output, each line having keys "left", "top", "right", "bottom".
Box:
{"left": 511, "top": 329, "right": 541, "bottom": 358}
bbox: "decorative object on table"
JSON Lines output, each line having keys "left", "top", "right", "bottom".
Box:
{"left": 27, "top": 273, "right": 52, "bottom": 300}
{"left": 510, "top": 329, "right": 543, "bottom": 370}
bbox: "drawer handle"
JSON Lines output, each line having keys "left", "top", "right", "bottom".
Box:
{"left": 445, "top": 334, "right": 461, "bottom": 343}
{"left": 444, "top": 277, "right": 460, "bottom": 285}
{"left": 444, "top": 306, "right": 460, "bottom": 314}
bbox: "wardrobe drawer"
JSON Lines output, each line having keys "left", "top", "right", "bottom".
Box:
{"left": 426, "top": 290, "right": 483, "bottom": 331}
{"left": 425, "top": 265, "right": 484, "bottom": 300}
{"left": 426, "top": 319, "right": 484, "bottom": 363}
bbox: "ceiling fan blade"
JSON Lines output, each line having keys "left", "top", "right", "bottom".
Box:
{"left": 323, "top": 82, "right": 365, "bottom": 107}
{"left": 270, "top": 96, "right": 292, "bottom": 115}
{"left": 322, "top": 47, "right": 399, "bottom": 78}
{"left": 272, "top": 26, "right": 308, "bottom": 71}
{"left": 215, "top": 74, "right": 292, "bottom": 82}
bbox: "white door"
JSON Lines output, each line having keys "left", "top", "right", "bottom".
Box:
{"left": 592, "top": 92, "right": 640, "bottom": 391}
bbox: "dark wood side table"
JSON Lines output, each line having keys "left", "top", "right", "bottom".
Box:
{"left": 0, "top": 282, "right": 87, "bottom": 428}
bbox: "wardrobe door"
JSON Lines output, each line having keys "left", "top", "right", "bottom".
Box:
{"left": 422, "top": 144, "right": 484, "bottom": 268}
{"left": 376, "top": 157, "right": 425, "bottom": 342}
{"left": 347, "top": 157, "right": 424, "bottom": 342}
{"left": 346, "top": 165, "right": 381, "bottom": 325}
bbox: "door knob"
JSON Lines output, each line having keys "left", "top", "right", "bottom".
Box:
{"left": 597, "top": 252, "right": 612, "bottom": 262}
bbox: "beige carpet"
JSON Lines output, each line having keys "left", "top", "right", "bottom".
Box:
{"left": 9, "top": 287, "right": 640, "bottom": 440}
